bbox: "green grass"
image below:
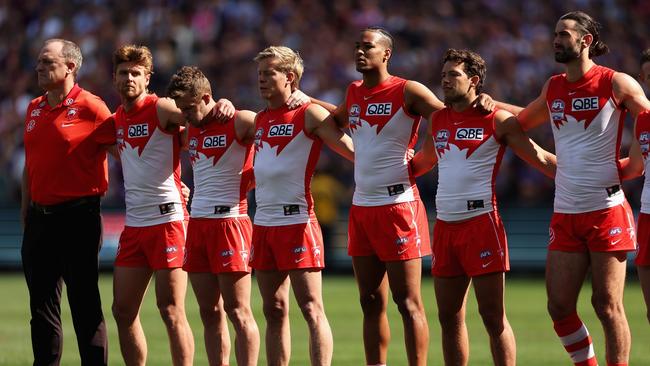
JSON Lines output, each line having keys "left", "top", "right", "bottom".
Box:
{"left": 0, "top": 273, "right": 648, "bottom": 365}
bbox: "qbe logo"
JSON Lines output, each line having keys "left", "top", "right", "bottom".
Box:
{"left": 268, "top": 124, "right": 294, "bottom": 137}
{"left": 203, "top": 134, "right": 226, "bottom": 148}
{"left": 571, "top": 96, "right": 599, "bottom": 112}
{"left": 128, "top": 123, "right": 149, "bottom": 138}
{"left": 366, "top": 103, "right": 392, "bottom": 116}
{"left": 455, "top": 128, "right": 483, "bottom": 140}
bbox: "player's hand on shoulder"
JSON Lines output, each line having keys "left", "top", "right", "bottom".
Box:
{"left": 213, "top": 98, "right": 235, "bottom": 123}
{"left": 180, "top": 181, "right": 191, "bottom": 202}
{"left": 287, "top": 89, "right": 310, "bottom": 110}
{"left": 473, "top": 93, "right": 496, "bottom": 114}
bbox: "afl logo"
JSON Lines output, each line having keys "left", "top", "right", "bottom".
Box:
{"left": 349, "top": 104, "right": 360, "bottom": 117}
{"left": 640, "top": 131, "right": 649, "bottom": 144}
{"left": 116, "top": 128, "right": 124, "bottom": 145}
{"left": 188, "top": 137, "right": 199, "bottom": 157}
{"left": 550, "top": 99, "right": 564, "bottom": 112}
{"left": 64, "top": 98, "right": 74, "bottom": 106}
{"left": 26, "top": 119, "right": 36, "bottom": 132}
{"left": 254, "top": 127, "right": 264, "bottom": 147}
{"left": 434, "top": 129, "right": 449, "bottom": 150}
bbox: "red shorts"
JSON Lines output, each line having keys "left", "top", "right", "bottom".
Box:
{"left": 115, "top": 220, "right": 187, "bottom": 270}
{"left": 348, "top": 201, "right": 431, "bottom": 261}
{"left": 183, "top": 217, "right": 252, "bottom": 274}
{"left": 431, "top": 211, "right": 509, "bottom": 277}
{"left": 636, "top": 212, "right": 650, "bottom": 266}
{"left": 250, "top": 220, "right": 324, "bottom": 271}
{"left": 549, "top": 202, "right": 636, "bottom": 253}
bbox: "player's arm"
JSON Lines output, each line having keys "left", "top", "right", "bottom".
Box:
{"left": 613, "top": 72, "right": 650, "bottom": 118}
{"left": 497, "top": 79, "right": 551, "bottom": 131}
{"left": 156, "top": 97, "right": 186, "bottom": 131}
{"left": 495, "top": 110, "right": 556, "bottom": 178}
{"left": 234, "top": 110, "right": 257, "bottom": 145}
{"left": 619, "top": 117, "right": 645, "bottom": 180}
{"left": 305, "top": 104, "right": 354, "bottom": 161}
{"left": 410, "top": 115, "right": 438, "bottom": 177}
{"left": 403, "top": 80, "right": 445, "bottom": 118}
{"left": 285, "top": 90, "right": 338, "bottom": 112}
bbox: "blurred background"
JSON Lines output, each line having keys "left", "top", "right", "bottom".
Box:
{"left": 1, "top": 0, "right": 649, "bottom": 269}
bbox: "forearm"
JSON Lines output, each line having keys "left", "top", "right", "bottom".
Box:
{"left": 410, "top": 152, "right": 435, "bottom": 177}
{"left": 494, "top": 100, "right": 524, "bottom": 116}
{"left": 310, "top": 97, "right": 338, "bottom": 113}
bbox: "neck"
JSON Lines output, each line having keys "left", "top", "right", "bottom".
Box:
{"left": 564, "top": 56, "right": 595, "bottom": 83}
{"left": 202, "top": 99, "right": 218, "bottom": 126}
{"left": 450, "top": 94, "right": 475, "bottom": 113}
{"left": 266, "top": 88, "right": 291, "bottom": 109}
{"left": 122, "top": 92, "right": 148, "bottom": 112}
{"left": 362, "top": 68, "right": 391, "bottom": 89}
{"left": 46, "top": 78, "right": 75, "bottom": 107}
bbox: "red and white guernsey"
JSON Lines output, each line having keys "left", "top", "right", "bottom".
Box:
{"left": 432, "top": 108, "right": 505, "bottom": 221}
{"left": 345, "top": 76, "right": 421, "bottom": 206}
{"left": 188, "top": 112, "right": 254, "bottom": 218}
{"left": 635, "top": 111, "right": 650, "bottom": 214}
{"left": 253, "top": 103, "right": 321, "bottom": 226}
{"left": 115, "top": 94, "right": 186, "bottom": 226}
{"left": 546, "top": 65, "right": 626, "bottom": 213}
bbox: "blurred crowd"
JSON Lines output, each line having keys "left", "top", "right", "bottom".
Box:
{"left": 2, "top": 0, "right": 650, "bottom": 212}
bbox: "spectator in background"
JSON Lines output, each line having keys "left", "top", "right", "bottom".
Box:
{"left": 21, "top": 38, "right": 112, "bottom": 365}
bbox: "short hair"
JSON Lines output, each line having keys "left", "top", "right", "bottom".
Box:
{"left": 166, "top": 66, "right": 212, "bottom": 100}
{"left": 44, "top": 38, "right": 83, "bottom": 75}
{"left": 254, "top": 46, "right": 303, "bottom": 89}
{"left": 112, "top": 45, "right": 153, "bottom": 74}
{"left": 362, "top": 26, "right": 394, "bottom": 50}
{"left": 443, "top": 48, "right": 487, "bottom": 93}
{"left": 640, "top": 49, "right": 650, "bottom": 67}
{"left": 559, "top": 11, "right": 609, "bottom": 59}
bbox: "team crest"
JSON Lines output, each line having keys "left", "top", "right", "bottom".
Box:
{"left": 66, "top": 108, "right": 78, "bottom": 120}
{"left": 116, "top": 127, "right": 124, "bottom": 146}
{"left": 349, "top": 104, "right": 361, "bottom": 128}
{"left": 26, "top": 119, "right": 36, "bottom": 132}
{"left": 254, "top": 127, "right": 264, "bottom": 148}
{"left": 550, "top": 99, "right": 565, "bottom": 121}
{"left": 640, "top": 131, "right": 649, "bottom": 157}
{"left": 188, "top": 137, "right": 199, "bottom": 160}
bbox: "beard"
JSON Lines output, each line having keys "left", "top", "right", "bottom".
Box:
{"left": 554, "top": 45, "right": 581, "bottom": 63}
{"left": 443, "top": 91, "right": 466, "bottom": 105}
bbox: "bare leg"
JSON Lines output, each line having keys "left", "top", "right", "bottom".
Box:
{"left": 639, "top": 265, "right": 650, "bottom": 324}
{"left": 590, "top": 251, "right": 630, "bottom": 364}
{"left": 218, "top": 272, "right": 260, "bottom": 366}
{"left": 434, "top": 275, "right": 470, "bottom": 366}
{"left": 290, "top": 269, "right": 333, "bottom": 366}
{"left": 473, "top": 272, "right": 516, "bottom": 366}
{"left": 386, "top": 258, "right": 429, "bottom": 366}
{"left": 257, "top": 270, "right": 291, "bottom": 366}
{"left": 155, "top": 268, "right": 194, "bottom": 366}
{"left": 352, "top": 256, "right": 390, "bottom": 365}
{"left": 189, "top": 273, "right": 230, "bottom": 366}
{"left": 112, "top": 267, "right": 153, "bottom": 366}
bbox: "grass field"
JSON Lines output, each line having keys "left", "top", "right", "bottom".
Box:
{"left": 0, "top": 272, "right": 648, "bottom": 365}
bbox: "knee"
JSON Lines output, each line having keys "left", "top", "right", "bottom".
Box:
{"left": 225, "top": 303, "right": 254, "bottom": 328}
{"left": 112, "top": 302, "right": 138, "bottom": 325}
{"left": 198, "top": 304, "right": 225, "bottom": 326}
{"left": 437, "top": 308, "right": 463, "bottom": 330}
{"left": 359, "top": 291, "right": 385, "bottom": 316}
{"left": 157, "top": 302, "right": 185, "bottom": 326}
{"left": 478, "top": 306, "right": 507, "bottom": 336}
{"left": 392, "top": 293, "right": 424, "bottom": 318}
{"left": 263, "top": 299, "right": 288, "bottom": 325}
{"left": 298, "top": 300, "right": 326, "bottom": 327}
{"left": 591, "top": 294, "right": 624, "bottom": 322}
{"left": 547, "top": 298, "right": 574, "bottom": 320}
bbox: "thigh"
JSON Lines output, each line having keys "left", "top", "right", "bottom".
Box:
{"left": 635, "top": 213, "right": 650, "bottom": 266}
{"left": 386, "top": 258, "right": 424, "bottom": 300}
{"left": 256, "top": 270, "right": 290, "bottom": 308}
{"left": 189, "top": 272, "right": 222, "bottom": 309}
{"left": 352, "top": 256, "right": 388, "bottom": 300}
{"left": 545, "top": 250, "right": 590, "bottom": 318}
{"left": 22, "top": 212, "right": 62, "bottom": 299}
{"left": 472, "top": 272, "right": 506, "bottom": 313}
{"left": 461, "top": 212, "right": 509, "bottom": 277}
{"left": 434, "top": 275, "right": 471, "bottom": 315}
{"left": 113, "top": 266, "right": 152, "bottom": 311}
{"left": 155, "top": 268, "right": 189, "bottom": 307}
{"left": 589, "top": 251, "right": 628, "bottom": 302}
{"left": 63, "top": 209, "right": 102, "bottom": 293}
{"left": 289, "top": 269, "right": 324, "bottom": 306}
{"left": 367, "top": 202, "right": 432, "bottom": 261}
{"left": 218, "top": 272, "right": 252, "bottom": 309}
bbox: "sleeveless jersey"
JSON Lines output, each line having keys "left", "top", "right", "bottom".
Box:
{"left": 635, "top": 110, "right": 650, "bottom": 214}
{"left": 545, "top": 65, "right": 625, "bottom": 213}
{"left": 115, "top": 94, "right": 186, "bottom": 226}
{"left": 345, "top": 76, "right": 421, "bottom": 206}
{"left": 253, "top": 103, "right": 322, "bottom": 226}
{"left": 188, "top": 112, "right": 254, "bottom": 218}
{"left": 432, "top": 108, "right": 505, "bottom": 221}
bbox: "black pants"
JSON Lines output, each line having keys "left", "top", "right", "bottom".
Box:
{"left": 22, "top": 198, "right": 107, "bottom": 366}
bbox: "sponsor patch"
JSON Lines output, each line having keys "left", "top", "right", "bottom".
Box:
{"left": 366, "top": 103, "right": 392, "bottom": 116}
{"left": 268, "top": 124, "right": 294, "bottom": 137}
{"left": 203, "top": 134, "right": 226, "bottom": 148}
{"left": 455, "top": 128, "right": 483, "bottom": 140}
{"left": 128, "top": 123, "right": 149, "bottom": 138}
{"left": 571, "top": 96, "right": 599, "bottom": 112}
